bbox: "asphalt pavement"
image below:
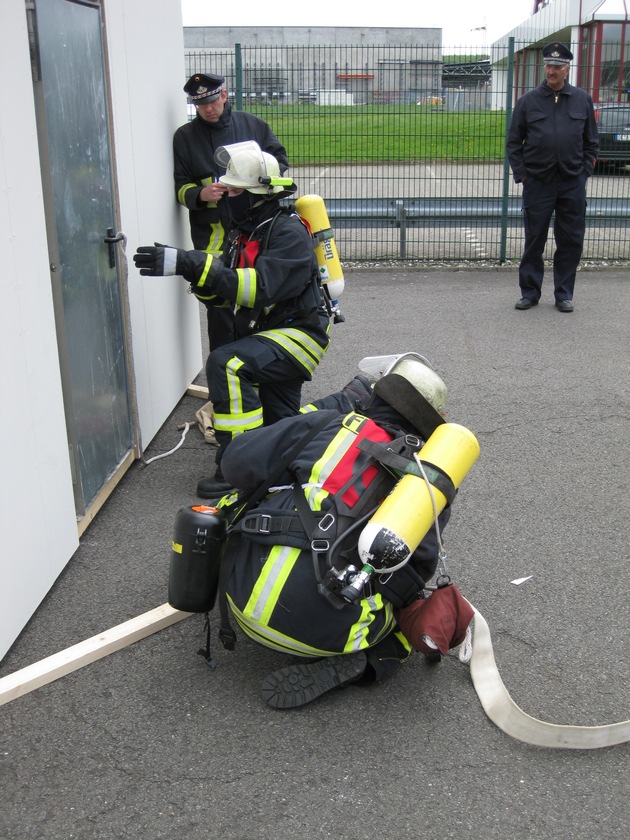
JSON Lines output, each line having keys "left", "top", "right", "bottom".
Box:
{"left": 1, "top": 265, "right": 628, "bottom": 840}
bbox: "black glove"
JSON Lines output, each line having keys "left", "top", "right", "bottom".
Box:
{"left": 133, "top": 242, "right": 184, "bottom": 276}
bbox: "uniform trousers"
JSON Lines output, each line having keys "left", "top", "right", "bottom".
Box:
{"left": 519, "top": 171, "right": 587, "bottom": 302}
{"left": 206, "top": 334, "right": 305, "bottom": 463}
{"left": 205, "top": 305, "right": 235, "bottom": 353}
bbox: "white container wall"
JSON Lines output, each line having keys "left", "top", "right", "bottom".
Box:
{"left": 0, "top": 0, "right": 201, "bottom": 660}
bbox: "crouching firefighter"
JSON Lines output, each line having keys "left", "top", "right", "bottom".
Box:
{"left": 169, "top": 353, "right": 479, "bottom": 708}
{"left": 134, "top": 140, "right": 332, "bottom": 499}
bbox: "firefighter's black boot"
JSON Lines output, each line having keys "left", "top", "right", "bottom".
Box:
{"left": 196, "top": 465, "right": 233, "bottom": 499}
{"left": 261, "top": 652, "right": 367, "bottom": 709}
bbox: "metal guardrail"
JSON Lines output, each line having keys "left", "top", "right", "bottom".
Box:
{"left": 324, "top": 196, "right": 630, "bottom": 224}
{"left": 320, "top": 197, "right": 630, "bottom": 259}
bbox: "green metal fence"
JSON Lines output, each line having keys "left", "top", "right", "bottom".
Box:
{"left": 185, "top": 41, "right": 630, "bottom": 264}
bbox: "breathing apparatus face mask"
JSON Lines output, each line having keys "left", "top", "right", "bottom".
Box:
{"left": 226, "top": 190, "right": 259, "bottom": 224}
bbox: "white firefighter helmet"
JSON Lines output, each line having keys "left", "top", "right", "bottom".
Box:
{"left": 215, "top": 140, "right": 291, "bottom": 195}
{"left": 359, "top": 352, "right": 447, "bottom": 414}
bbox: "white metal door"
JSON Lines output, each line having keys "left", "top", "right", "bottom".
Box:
{"left": 30, "top": 0, "right": 133, "bottom": 514}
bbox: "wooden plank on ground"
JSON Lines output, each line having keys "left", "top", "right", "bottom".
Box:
{"left": 0, "top": 603, "right": 191, "bottom": 707}
{"left": 187, "top": 384, "right": 209, "bottom": 399}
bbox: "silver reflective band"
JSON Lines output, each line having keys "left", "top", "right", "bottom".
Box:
{"left": 163, "top": 248, "right": 179, "bottom": 275}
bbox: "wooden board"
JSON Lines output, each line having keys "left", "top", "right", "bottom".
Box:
{"left": 0, "top": 603, "right": 191, "bottom": 706}
{"left": 186, "top": 384, "right": 209, "bottom": 400}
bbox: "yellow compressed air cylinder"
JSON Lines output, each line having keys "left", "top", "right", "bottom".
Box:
{"left": 295, "top": 194, "right": 345, "bottom": 299}
{"left": 357, "top": 423, "right": 480, "bottom": 570}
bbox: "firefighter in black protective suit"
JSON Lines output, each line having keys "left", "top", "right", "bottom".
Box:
{"left": 174, "top": 73, "right": 289, "bottom": 350}
{"left": 212, "top": 354, "right": 462, "bottom": 709}
{"left": 134, "top": 141, "right": 330, "bottom": 498}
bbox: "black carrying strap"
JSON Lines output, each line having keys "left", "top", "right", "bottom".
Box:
{"left": 357, "top": 437, "right": 457, "bottom": 506}
{"left": 292, "top": 437, "right": 401, "bottom": 589}
{"left": 292, "top": 483, "right": 336, "bottom": 586}
{"left": 216, "top": 412, "right": 335, "bottom": 651}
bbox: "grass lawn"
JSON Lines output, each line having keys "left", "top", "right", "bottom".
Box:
{"left": 246, "top": 105, "right": 508, "bottom": 163}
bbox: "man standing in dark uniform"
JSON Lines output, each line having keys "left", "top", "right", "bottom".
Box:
{"left": 173, "top": 73, "right": 289, "bottom": 348}
{"left": 507, "top": 43, "right": 599, "bottom": 313}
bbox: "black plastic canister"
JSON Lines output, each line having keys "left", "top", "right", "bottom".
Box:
{"left": 168, "top": 505, "right": 227, "bottom": 612}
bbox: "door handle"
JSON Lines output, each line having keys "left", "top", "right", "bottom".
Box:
{"left": 104, "top": 227, "right": 125, "bottom": 268}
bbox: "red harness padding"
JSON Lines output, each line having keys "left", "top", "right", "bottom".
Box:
{"left": 234, "top": 212, "right": 312, "bottom": 269}
{"left": 234, "top": 236, "right": 261, "bottom": 268}
{"left": 321, "top": 417, "right": 394, "bottom": 509}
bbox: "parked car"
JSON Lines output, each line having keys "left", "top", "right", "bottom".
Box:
{"left": 594, "top": 103, "right": 630, "bottom": 169}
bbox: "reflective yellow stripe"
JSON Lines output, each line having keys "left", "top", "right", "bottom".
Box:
{"left": 204, "top": 222, "right": 224, "bottom": 254}
{"left": 394, "top": 630, "right": 412, "bottom": 655}
{"left": 231, "top": 543, "right": 349, "bottom": 656}
{"left": 226, "top": 355, "right": 244, "bottom": 414}
{"left": 228, "top": 594, "right": 334, "bottom": 656}
{"left": 230, "top": 586, "right": 398, "bottom": 656}
{"left": 257, "top": 327, "right": 328, "bottom": 375}
{"left": 212, "top": 355, "right": 263, "bottom": 437}
{"left": 343, "top": 594, "right": 397, "bottom": 653}
{"left": 300, "top": 403, "right": 318, "bottom": 413}
{"left": 304, "top": 420, "right": 367, "bottom": 509}
{"left": 193, "top": 292, "right": 223, "bottom": 302}
{"left": 235, "top": 268, "right": 257, "bottom": 307}
{"left": 177, "top": 182, "right": 196, "bottom": 205}
{"left": 244, "top": 545, "right": 300, "bottom": 624}
{"left": 213, "top": 408, "right": 263, "bottom": 435}
{"left": 194, "top": 254, "right": 214, "bottom": 289}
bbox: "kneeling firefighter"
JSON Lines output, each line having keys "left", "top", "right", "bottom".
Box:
{"left": 134, "top": 141, "right": 333, "bottom": 499}
{"left": 170, "top": 353, "right": 479, "bottom": 708}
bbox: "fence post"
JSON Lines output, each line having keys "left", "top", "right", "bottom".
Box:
{"left": 500, "top": 37, "right": 515, "bottom": 264}
{"left": 235, "top": 43, "right": 243, "bottom": 110}
{"left": 396, "top": 200, "right": 407, "bottom": 259}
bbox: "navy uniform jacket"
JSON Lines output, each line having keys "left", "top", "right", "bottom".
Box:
{"left": 173, "top": 105, "right": 289, "bottom": 251}
{"left": 506, "top": 81, "right": 599, "bottom": 183}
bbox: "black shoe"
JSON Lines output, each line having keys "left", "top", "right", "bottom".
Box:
{"left": 515, "top": 297, "right": 538, "bottom": 310}
{"left": 555, "top": 299, "right": 574, "bottom": 313}
{"left": 196, "top": 466, "right": 233, "bottom": 499}
{"left": 261, "top": 652, "right": 368, "bottom": 709}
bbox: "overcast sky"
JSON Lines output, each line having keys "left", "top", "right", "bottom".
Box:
{"left": 180, "top": 0, "right": 535, "bottom": 49}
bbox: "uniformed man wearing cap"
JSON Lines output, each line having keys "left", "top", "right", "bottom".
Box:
{"left": 173, "top": 73, "right": 289, "bottom": 349}
{"left": 506, "top": 42, "right": 599, "bottom": 313}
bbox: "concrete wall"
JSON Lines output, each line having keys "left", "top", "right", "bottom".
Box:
{"left": 184, "top": 26, "right": 441, "bottom": 49}
{"left": 183, "top": 26, "right": 443, "bottom": 105}
{"left": 0, "top": 0, "right": 201, "bottom": 660}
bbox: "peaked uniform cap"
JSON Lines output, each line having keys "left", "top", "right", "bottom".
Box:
{"left": 542, "top": 42, "right": 573, "bottom": 66}
{"left": 184, "top": 73, "right": 225, "bottom": 104}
